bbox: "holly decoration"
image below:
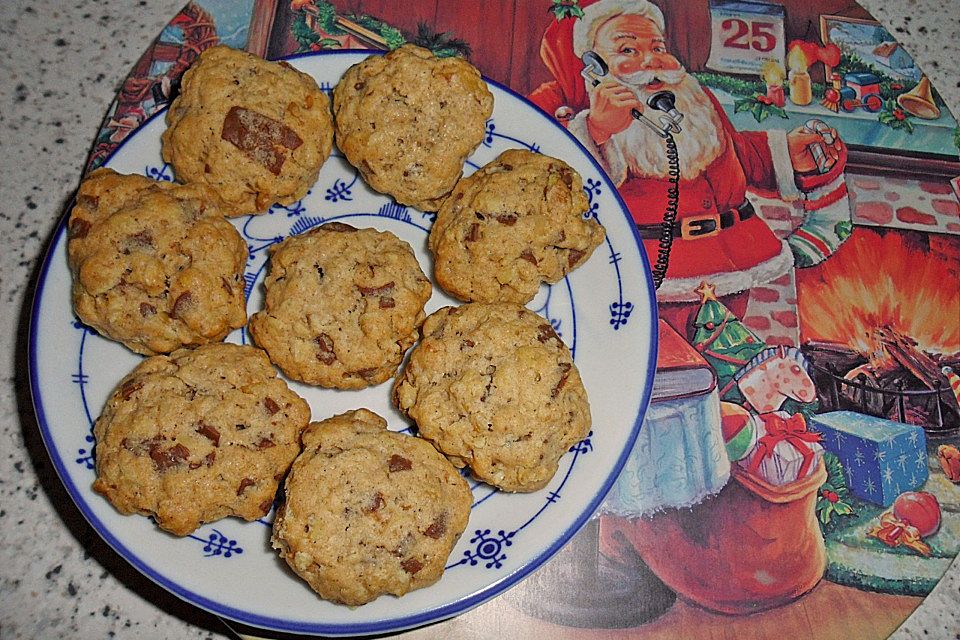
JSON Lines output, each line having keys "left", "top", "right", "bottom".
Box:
{"left": 290, "top": 0, "right": 406, "bottom": 53}
{"left": 549, "top": 0, "right": 585, "bottom": 21}
{"left": 694, "top": 72, "right": 825, "bottom": 100}
{"left": 691, "top": 282, "right": 767, "bottom": 402}
{"left": 291, "top": 1, "right": 342, "bottom": 53}
{"left": 411, "top": 22, "right": 472, "bottom": 58}
{"left": 878, "top": 99, "right": 915, "bottom": 134}
{"left": 734, "top": 93, "right": 788, "bottom": 123}
{"left": 816, "top": 453, "right": 856, "bottom": 532}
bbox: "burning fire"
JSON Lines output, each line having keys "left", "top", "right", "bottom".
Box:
{"left": 797, "top": 229, "right": 960, "bottom": 355}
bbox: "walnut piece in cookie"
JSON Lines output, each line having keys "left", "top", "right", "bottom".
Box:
{"left": 248, "top": 223, "right": 432, "bottom": 389}
{"left": 429, "top": 149, "right": 605, "bottom": 304}
{"left": 67, "top": 168, "right": 248, "bottom": 356}
{"left": 92, "top": 343, "right": 310, "bottom": 536}
{"left": 394, "top": 303, "right": 592, "bottom": 492}
{"left": 272, "top": 409, "right": 471, "bottom": 606}
{"left": 161, "top": 45, "right": 333, "bottom": 215}
{"left": 333, "top": 45, "right": 494, "bottom": 211}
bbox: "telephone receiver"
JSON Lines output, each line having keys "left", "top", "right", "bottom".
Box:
{"left": 580, "top": 51, "right": 684, "bottom": 138}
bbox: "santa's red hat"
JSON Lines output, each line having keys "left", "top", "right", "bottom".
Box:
{"left": 529, "top": 0, "right": 665, "bottom": 119}
{"left": 572, "top": 0, "right": 665, "bottom": 58}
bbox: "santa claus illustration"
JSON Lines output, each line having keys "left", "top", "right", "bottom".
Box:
{"left": 529, "top": 0, "right": 850, "bottom": 334}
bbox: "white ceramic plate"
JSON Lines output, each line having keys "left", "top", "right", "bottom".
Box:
{"left": 29, "top": 51, "right": 657, "bottom": 636}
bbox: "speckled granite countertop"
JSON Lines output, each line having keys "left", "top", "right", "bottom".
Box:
{"left": 0, "top": 1, "right": 957, "bottom": 638}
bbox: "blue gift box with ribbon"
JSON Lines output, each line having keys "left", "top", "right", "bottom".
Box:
{"left": 809, "top": 411, "right": 928, "bottom": 507}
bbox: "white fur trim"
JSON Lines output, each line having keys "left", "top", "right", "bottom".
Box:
{"left": 767, "top": 128, "right": 801, "bottom": 202}
{"left": 568, "top": 110, "right": 629, "bottom": 186}
{"left": 569, "top": 74, "right": 726, "bottom": 183}
{"left": 803, "top": 173, "right": 845, "bottom": 200}
{"left": 655, "top": 239, "right": 794, "bottom": 303}
{"left": 572, "top": 0, "right": 665, "bottom": 58}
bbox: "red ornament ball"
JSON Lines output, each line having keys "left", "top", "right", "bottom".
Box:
{"left": 705, "top": 322, "right": 715, "bottom": 330}
{"left": 893, "top": 491, "right": 942, "bottom": 537}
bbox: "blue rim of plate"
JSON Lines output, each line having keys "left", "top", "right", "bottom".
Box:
{"left": 27, "top": 49, "right": 659, "bottom": 636}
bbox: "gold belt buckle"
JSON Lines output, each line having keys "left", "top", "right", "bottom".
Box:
{"left": 680, "top": 213, "right": 721, "bottom": 239}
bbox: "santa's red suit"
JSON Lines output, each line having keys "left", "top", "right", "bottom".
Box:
{"left": 528, "top": 1, "right": 849, "bottom": 329}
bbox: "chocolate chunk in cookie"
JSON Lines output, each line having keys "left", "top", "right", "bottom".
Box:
{"left": 429, "top": 149, "right": 605, "bottom": 304}
{"left": 271, "top": 409, "right": 471, "bottom": 606}
{"left": 67, "top": 168, "right": 248, "bottom": 356}
{"left": 394, "top": 303, "right": 592, "bottom": 492}
{"left": 333, "top": 45, "right": 493, "bottom": 211}
{"left": 161, "top": 45, "right": 333, "bottom": 215}
{"left": 248, "top": 223, "right": 431, "bottom": 389}
{"left": 92, "top": 343, "right": 310, "bottom": 536}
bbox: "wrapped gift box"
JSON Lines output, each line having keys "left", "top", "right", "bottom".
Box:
{"left": 738, "top": 412, "right": 824, "bottom": 486}
{"left": 809, "top": 411, "right": 928, "bottom": 507}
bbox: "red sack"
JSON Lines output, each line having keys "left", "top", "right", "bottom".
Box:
{"left": 600, "top": 459, "right": 827, "bottom": 615}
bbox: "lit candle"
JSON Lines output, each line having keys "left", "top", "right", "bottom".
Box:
{"left": 789, "top": 70, "right": 812, "bottom": 106}
{"left": 761, "top": 60, "right": 787, "bottom": 107}
{"left": 786, "top": 46, "right": 813, "bottom": 106}
{"left": 766, "top": 84, "right": 785, "bottom": 107}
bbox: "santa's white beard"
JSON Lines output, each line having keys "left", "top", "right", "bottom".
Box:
{"left": 608, "top": 72, "right": 726, "bottom": 179}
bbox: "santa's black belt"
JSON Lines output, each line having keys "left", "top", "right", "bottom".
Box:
{"left": 635, "top": 201, "right": 755, "bottom": 241}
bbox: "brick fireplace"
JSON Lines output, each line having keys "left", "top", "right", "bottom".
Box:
{"left": 741, "top": 172, "right": 960, "bottom": 436}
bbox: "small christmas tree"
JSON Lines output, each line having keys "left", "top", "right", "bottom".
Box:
{"left": 691, "top": 282, "right": 767, "bottom": 402}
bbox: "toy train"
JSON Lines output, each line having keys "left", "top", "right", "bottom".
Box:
{"left": 823, "top": 72, "right": 884, "bottom": 113}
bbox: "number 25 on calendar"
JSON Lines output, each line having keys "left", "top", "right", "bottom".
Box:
{"left": 706, "top": 2, "right": 786, "bottom": 75}
{"left": 721, "top": 18, "right": 778, "bottom": 52}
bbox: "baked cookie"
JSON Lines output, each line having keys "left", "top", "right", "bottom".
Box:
{"left": 272, "top": 409, "right": 471, "bottom": 606}
{"left": 92, "top": 342, "right": 310, "bottom": 536}
{"left": 248, "top": 223, "right": 432, "bottom": 389}
{"left": 394, "top": 303, "right": 591, "bottom": 492}
{"left": 161, "top": 45, "right": 333, "bottom": 215}
{"left": 429, "top": 149, "right": 605, "bottom": 304}
{"left": 333, "top": 45, "right": 494, "bottom": 211}
{"left": 67, "top": 168, "right": 248, "bottom": 356}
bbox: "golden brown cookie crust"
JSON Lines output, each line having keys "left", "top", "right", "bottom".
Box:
{"left": 248, "top": 223, "right": 432, "bottom": 389}
{"left": 161, "top": 45, "right": 333, "bottom": 215}
{"left": 271, "top": 409, "right": 471, "bottom": 606}
{"left": 394, "top": 303, "right": 592, "bottom": 492}
{"left": 92, "top": 343, "right": 310, "bottom": 536}
{"left": 332, "top": 45, "right": 494, "bottom": 211}
{"left": 67, "top": 168, "right": 248, "bottom": 356}
{"left": 429, "top": 149, "right": 605, "bottom": 304}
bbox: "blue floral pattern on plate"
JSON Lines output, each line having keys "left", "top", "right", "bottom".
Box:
{"left": 31, "top": 51, "right": 656, "bottom": 637}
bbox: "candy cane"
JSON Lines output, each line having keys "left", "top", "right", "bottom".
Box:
{"left": 943, "top": 366, "right": 960, "bottom": 408}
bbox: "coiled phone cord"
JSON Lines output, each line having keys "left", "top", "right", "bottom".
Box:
{"left": 651, "top": 131, "right": 679, "bottom": 290}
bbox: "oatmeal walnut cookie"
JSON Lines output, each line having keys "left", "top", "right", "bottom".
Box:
{"left": 272, "top": 409, "right": 471, "bottom": 606}
{"left": 429, "top": 149, "right": 605, "bottom": 304}
{"left": 248, "top": 223, "right": 431, "bottom": 389}
{"left": 67, "top": 168, "right": 247, "bottom": 356}
{"left": 92, "top": 343, "right": 310, "bottom": 536}
{"left": 161, "top": 45, "right": 333, "bottom": 215}
{"left": 394, "top": 303, "right": 591, "bottom": 492}
{"left": 333, "top": 45, "right": 493, "bottom": 211}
